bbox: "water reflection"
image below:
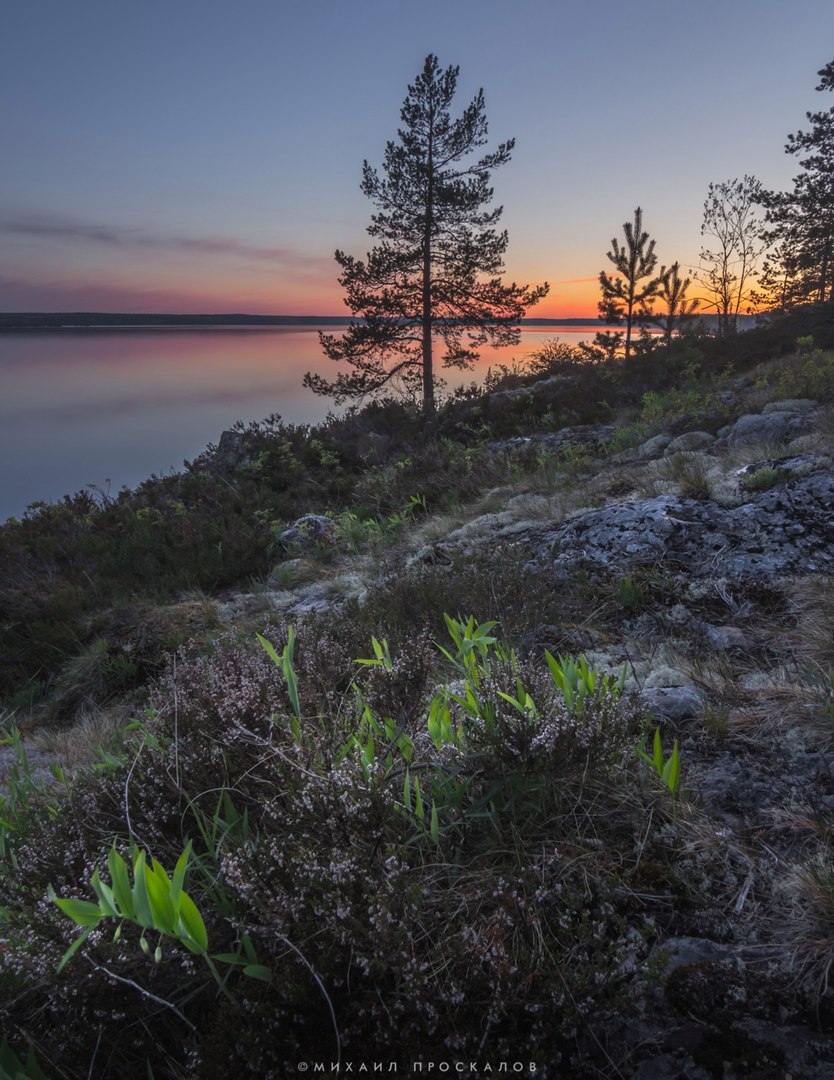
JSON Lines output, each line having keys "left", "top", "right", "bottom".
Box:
{"left": 0, "top": 325, "right": 598, "bottom": 520}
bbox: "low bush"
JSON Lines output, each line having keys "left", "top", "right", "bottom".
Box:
{"left": 0, "top": 615, "right": 666, "bottom": 1076}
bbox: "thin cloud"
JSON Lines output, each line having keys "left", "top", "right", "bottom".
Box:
{"left": 0, "top": 269, "right": 341, "bottom": 314}
{"left": 0, "top": 274, "right": 234, "bottom": 312}
{"left": 0, "top": 212, "right": 332, "bottom": 272}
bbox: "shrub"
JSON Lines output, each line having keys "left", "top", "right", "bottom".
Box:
{"left": 0, "top": 616, "right": 654, "bottom": 1075}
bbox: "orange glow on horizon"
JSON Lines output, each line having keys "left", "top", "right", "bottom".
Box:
{"left": 208, "top": 275, "right": 604, "bottom": 320}
{"left": 8, "top": 268, "right": 604, "bottom": 320}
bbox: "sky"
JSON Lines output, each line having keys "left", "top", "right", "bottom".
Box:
{"left": 2, "top": 0, "right": 834, "bottom": 319}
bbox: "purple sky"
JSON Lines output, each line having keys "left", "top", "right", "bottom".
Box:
{"left": 2, "top": 0, "right": 833, "bottom": 316}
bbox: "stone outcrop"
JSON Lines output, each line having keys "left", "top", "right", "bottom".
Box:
{"left": 536, "top": 471, "right": 834, "bottom": 579}
{"left": 721, "top": 407, "right": 815, "bottom": 447}
{"left": 277, "top": 514, "right": 339, "bottom": 552}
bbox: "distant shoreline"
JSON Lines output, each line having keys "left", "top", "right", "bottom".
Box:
{"left": 0, "top": 312, "right": 604, "bottom": 331}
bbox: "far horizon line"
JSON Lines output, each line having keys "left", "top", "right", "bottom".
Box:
{"left": 0, "top": 312, "right": 604, "bottom": 326}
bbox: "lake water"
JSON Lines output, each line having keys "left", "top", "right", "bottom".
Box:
{"left": 0, "top": 323, "right": 601, "bottom": 521}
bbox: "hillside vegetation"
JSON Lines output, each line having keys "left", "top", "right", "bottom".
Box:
{"left": 2, "top": 307, "right": 834, "bottom": 1076}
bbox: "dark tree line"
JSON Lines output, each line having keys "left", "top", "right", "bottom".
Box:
{"left": 313, "top": 52, "right": 834, "bottom": 404}
{"left": 759, "top": 58, "right": 834, "bottom": 309}
{"left": 591, "top": 54, "right": 834, "bottom": 354}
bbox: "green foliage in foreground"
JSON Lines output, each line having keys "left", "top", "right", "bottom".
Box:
{"left": 0, "top": 1039, "right": 46, "bottom": 1080}
{"left": 637, "top": 726, "right": 681, "bottom": 796}
{"left": 0, "top": 612, "right": 692, "bottom": 1075}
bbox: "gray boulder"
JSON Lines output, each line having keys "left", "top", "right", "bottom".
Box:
{"left": 215, "top": 429, "right": 253, "bottom": 468}
{"left": 637, "top": 433, "right": 672, "bottom": 459}
{"left": 640, "top": 685, "right": 704, "bottom": 721}
{"left": 277, "top": 515, "right": 339, "bottom": 552}
{"left": 666, "top": 431, "right": 715, "bottom": 453}
{"left": 703, "top": 624, "right": 756, "bottom": 651}
{"left": 540, "top": 471, "right": 834, "bottom": 579}
{"left": 726, "top": 410, "right": 810, "bottom": 447}
{"left": 761, "top": 398, "right": 817, "bottom": 413}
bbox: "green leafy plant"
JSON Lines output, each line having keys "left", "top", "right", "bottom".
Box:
{"left": 258, "top": 626, "right": 302, "bottom": 742}
{"left": 741, "top": 465, "right": 785, "bottom": 493}
{"left": 0, "top": 1038, "right": 47, "bottom": 1080}
{"left": 545, "top": 651, "right": 625, "bottom": 715}
{"left": 637, "top": 726, "right": 681, "bottom": 795}
{"left": 49, "top": 841, "right": 271, "bottom": 987}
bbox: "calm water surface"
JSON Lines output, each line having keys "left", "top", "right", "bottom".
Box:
{"left": 0, "top": 324, "right": 599, "bottom": 521}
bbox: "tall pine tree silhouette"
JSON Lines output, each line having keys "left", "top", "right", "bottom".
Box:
{"left": 305, "top": 54, "right": 548, "bottom": 416}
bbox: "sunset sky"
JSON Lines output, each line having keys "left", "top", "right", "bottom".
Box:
{"left": 2, "top": 0, "right": 834, "bottom": 319}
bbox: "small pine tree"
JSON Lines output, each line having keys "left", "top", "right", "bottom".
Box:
{"left": 655, "top": 262, "right": 699, "bottom": 352}
{"left": 305, "top": 54, "right": 548, "bottom": 417}
{"left": 596, "top": 207, "right": 663, "bottom": 361}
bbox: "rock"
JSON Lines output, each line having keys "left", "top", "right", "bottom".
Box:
{"left": 655, "top": 936, "right": 738, "bottom": 978}
{"left": 761, "top": 398, "right": 817, "bottom": 413}
{"left": 539, "top": 472, "right": 834, "bottom": 579}
{"left": 488, "top": 424, "right": 616, "bottom": 457}
{"left": 640, "top": 685, "right": 704, "bottom": 721}
{"left": 666, "top": 431, "right": 715, "bottom": 453}
{"left": 215, "top": 429, "right": 253, "bottom": 468}
{"left": 703, "top": 623, "right": 755, "bottom": 651}
{"left": 405, "top": 543, "right": 454, "bottom": 569}
{"left": 726, "top": 410, "right": 811, "bottom": 447}
{"left": 277, "top": 515, "right": 339, "bottom": 552}
{"left": 637, "top": 433, "right": 672, "bottom": 459}
{"left": 644, "top": 665, "right": 689, "bottom": 689}
{"left": 0, "top": 744, "right": 60, "bottom": 787}
{"left": 697, "top": 754, "right": 784, "bottom": 818}
{"left": 736, "top": 452, "right": 824, "bottom": 480}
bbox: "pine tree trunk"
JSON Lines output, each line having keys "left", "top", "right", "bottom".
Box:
{"left": 422, "top": 124, "right": 435, "bottom": 418}
{"left": 624, "top": 293, "right": 634, "bottom": 362}
{"left": 422, "top": 231, "right": 434, "bottom": 417}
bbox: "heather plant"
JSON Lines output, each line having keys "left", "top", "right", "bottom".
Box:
{"left": 0, "top": 612, "right": 666, "bottom": 1074}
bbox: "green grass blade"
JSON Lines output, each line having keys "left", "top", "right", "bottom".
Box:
{"left": 243, "top": 964, "right": 273, "bottom": 983}
{"left": 56, "top": 924, "right": 94, "bottom": 974}
{"left": 144, "top": 865, "right": 176, "bottom": 934}
{"left": 170, "top": 841, "right": 192, "bottom": 909}
{"left": 91, "top": 868, "right": 119, "bottom": 918}
{"left": 652, "top": 727, "right": 664, "bottom": 773}
{"left": 177, "top": 891, "right": 208, "bottom": 954}
{"left": 256, "top": 632, "right": 282, "bottom": 668}
{"left": 131, "top": 850, "right": 154, "bottom": 929}
{"left": 108, "top": 847, "right": 134, "bottom": 917}
{"left": 663, "top": 740, "right": 681, "bottom": 794}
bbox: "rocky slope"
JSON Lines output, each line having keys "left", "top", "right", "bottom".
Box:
{"left": 5, "top": 379, "right": 834, "bottom": 1076}
{"left": 235, "top": 397, "right": 834, "bottom": 1076}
